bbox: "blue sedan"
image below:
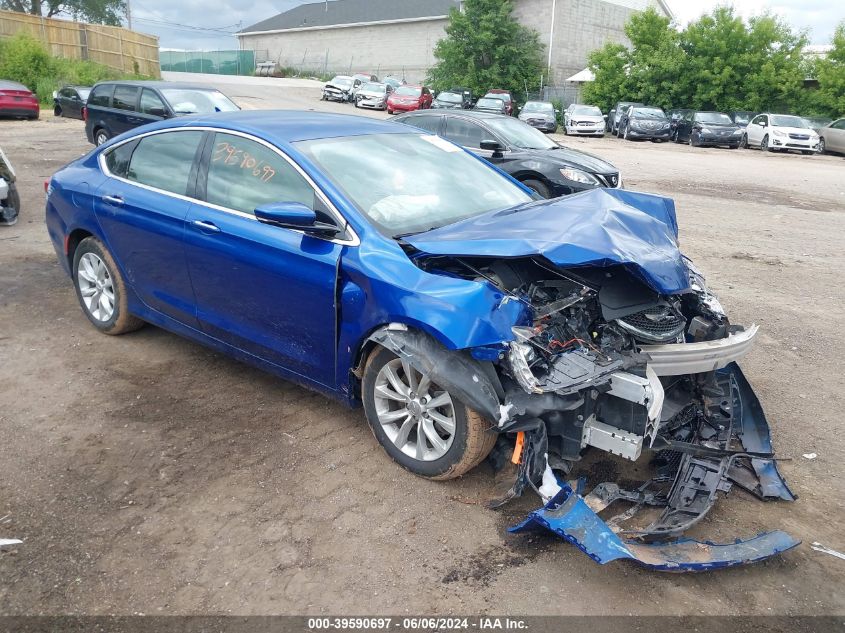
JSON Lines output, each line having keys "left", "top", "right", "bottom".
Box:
{"left": 46, "top": 111, "right": 796, "bottom": 568}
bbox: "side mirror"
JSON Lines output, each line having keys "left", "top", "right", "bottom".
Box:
{"left": 254, "top": 202, "right": 340, "bottom": 236}
{"left": 480, "top": 139, "right": 504, "bottom": 157}
{"left": 757, "top": 120, "right": 765, "bottom": 126}
{"left": 148, "top": 107, "right": 168, "bottom": 117}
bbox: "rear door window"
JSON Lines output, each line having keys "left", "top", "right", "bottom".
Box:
{"left": 127, "top": 131, "right": 204, "bottom": 195}
{"left": 205, "top": 132, "right": 316, "bottom": 215}
{"left": 88, "top": 85, "right": 113, "bottom": 107}
{"left": 104, "top": 141, "right": 137, "bottom": 179}
{"left": 404, "top": 115, "right": 441, "bottom": 134}
{"left": 112, "top": 86, "right": 139, "bottom": 111}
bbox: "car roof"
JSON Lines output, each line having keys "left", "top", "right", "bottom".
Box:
{"left": 401, "top": 110, "right": 508, "bottom": 122}
{"left": 0, "top": 80, "right": 30, "bottom": 91}
{"left": 61, "top": 85, "right": 92, "bottom": 90}
{"left": 134, "top": 110, "right": 414, "bottom": 144}
{"left": 92, "top": 80, "right": 221, "bottom": 91}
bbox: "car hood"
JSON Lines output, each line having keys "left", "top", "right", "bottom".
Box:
{"left": 515, "top": 145, "right": 616, "bottom": 174}
{"left": 773, "top": 126, "right": 816, "bottom": 135}
{"left": 519, "top": 113, "right": 554, "bottom": 121}
{"left": 325, "top": 83, "right": 351, "bottom": 91}
{"left": 359, "top": 91, "right": 386, "bottom": 98}
{"left": 567, "top": 115, "right": 604, "bottom": 123}
{"left": 404, "top": 188, "right": 688, "bottom": 295}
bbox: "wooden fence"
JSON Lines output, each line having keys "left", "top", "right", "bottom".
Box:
{"left": 0, "top": 10, "right": 160, "bottom": 77}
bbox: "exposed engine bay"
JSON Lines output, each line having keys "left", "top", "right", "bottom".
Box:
{"left": 374, "top": 252, "right": 798, "bottom": 570}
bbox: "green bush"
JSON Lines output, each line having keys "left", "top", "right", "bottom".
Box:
{"left": 0, "top": 32, "right": 152, "bottom": 105}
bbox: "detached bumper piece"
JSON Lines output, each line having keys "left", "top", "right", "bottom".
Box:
{"left": 508, "top": 363, "right": 798, "bottom": 570}
{"left": 510, "top": 484, "right": 799, "bottom": 571}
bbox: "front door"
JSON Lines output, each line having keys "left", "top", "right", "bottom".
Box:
{"left": 184, "top": 131, "right": 343, "bottom": 388}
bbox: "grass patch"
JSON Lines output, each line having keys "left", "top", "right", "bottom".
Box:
{"left": 0, "top": 33, "right": 154, "bottom": 106}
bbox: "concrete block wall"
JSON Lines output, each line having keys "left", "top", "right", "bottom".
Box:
{"left": 239, "top": 18, "right": 449, "bottom": 83}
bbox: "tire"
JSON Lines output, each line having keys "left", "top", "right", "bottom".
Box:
{"left": 362, "top": 346, "right": 496, "bottom": 480}
{"left": 7, "top": 183, "right": 20, "bottom": 213}
{"left": 761, "top": 134, "right": 771, "bottom": 152}
{"left": 688, "top": 133, "right": 696, "bottom": 147}
{"left": 72, "top": 236, "right": 144, "bottom": 335}
{"left": 521, "top": 178, "right": 552, "bottom": 199}
{"left": 739, "top": 134, "right": 747, "bottom": 149}
{"left": 94, "top": 128, "right": 110, "bottom": 146}
{"left": 54, "top": 105, "right": 62, "bottom": 117}
{"left": 819, "top": 138, "right": 826, "bottom": 154}
{"left": 387, "top": 108, "right": 393, "bottom": 114}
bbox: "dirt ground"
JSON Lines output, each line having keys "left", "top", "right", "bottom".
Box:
{"left": 1, "top": 78, "right": 844, "bottom": 616}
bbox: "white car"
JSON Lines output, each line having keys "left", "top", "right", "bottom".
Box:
{"left": 355, "top": 82, "right": 393, "bottom": 111}
{"left": 743, "top": 113, "right": 820, "bottom": 154}
{"left": 563, "top": 104, "right": 605, "bottom": 136}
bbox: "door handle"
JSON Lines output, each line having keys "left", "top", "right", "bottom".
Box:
{"left": 102, "top": 195, "right": 123, "bottom": 205}
{"left": 192, "top": 219, "right": 221, "bottom": 233}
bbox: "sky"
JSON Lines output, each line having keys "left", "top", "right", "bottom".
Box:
{"left": 132, "top": 0, "right": 844, "bottom": 50}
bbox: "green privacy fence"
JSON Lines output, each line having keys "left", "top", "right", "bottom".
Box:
{"left": 159, "top": 50, "right": 255, "bottom": 76}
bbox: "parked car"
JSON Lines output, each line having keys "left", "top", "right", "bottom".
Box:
{"left": 45, "top": 110, "right": 796, "bottom": 569}
{"left": 473, "top": 97, "right": 508, "bottom": 115}
{"left": 816, "top": 118, "right": 845, "bottom": 155}
{"left": 355, "top": 82, "right": 394, "bottom": 110}
{"left": 351, "top": 74, "right": 378, "bottom": 101}
{"left": 432, "top": 91, "right": 469, "bottom": 110}
{"left": 519, "top": 101, "right": 558, "bottom": 133}
{"left": 609, "top": 101, "right": 643, "bottom": 135}
{"left": 0, "top": 80, "right": 39, "bottom": 120}
{"left": 484, "top": 89, "right": 514, "bottom": 115}
{"left": 84, "top": 81, "right": 239, "bottom": 146}
{"left": 450, "top": 87, "right": 474, "bottom": 107}
{"left": 742, "top": 113, "right": 820, "bottom": 154}
{"left": 382, "top": 76, "right": 405, "bottom": 89}
{"left": 666, "top": 108, "right": 693, "bottom": 141}
{"left": 729, "top": 111, "right": 755, "bottom": 126}
{"left": 394, "top": 109, "right": 620, "bottom": 198}
{"left": 802, "top": 116, "right": 831, "bottom": 130}
{"left": 54, "top": 85, "right": 91, "bottom": 119}
{"left": 0, "top": 145, "right": 19, "bottom": 226}
{"left": 322, "top": 75, "right": 361, "bottom": 103}
{"left": 386, "top": 85, "right": 433, "bottom": 114}
{"left": 617, "top": 106, "right": 671, "bottom": 141}
{"left": 562, "top": 104, "right": 604, "bottom": 136}
{"left": 673, "top": 111, "right": 744, "bottom": 148}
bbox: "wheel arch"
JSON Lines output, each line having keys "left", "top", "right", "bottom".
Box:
{"left": 65, "top": 227, "right": 94, "bottom": 269}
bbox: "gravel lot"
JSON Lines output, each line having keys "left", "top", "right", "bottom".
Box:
{"left": 1, "top": 75, "right": 844, "bottom": 616}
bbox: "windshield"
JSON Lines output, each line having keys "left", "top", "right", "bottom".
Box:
{"left": 486, "top": 92, "right": 511, "bottom": 102}
{"left": 437, "top": 92, "right": 462, "bottom": 103}
{"left": 395, "top": 86, "right": 421, "bottom": 97}
{"left": 362, "top": 83, "right": 385, "bottom": 93}
{"left": 632, "top": 107, "right": 666, "bottom": 119}
{"left": 330, "top": 77, "right": 353, "bottom": 88}
{"left": 522, "top": 102, "right": 554, "bottom": 114}
{"left": 732, "top": 113, "right": 751, "bottom": 124}
{"left": 384, "top": 78, "right": 402, "bottom": 87}
{"left": 571, "top": 105, "right": 602, "bottom": 116}
{"left": 695, "top": 112, "right": 733, "bottom": 124}
{"left": 160, "top": 89, "right": 239, "bottom": 114}
{"left": 476, "top": 98, "right": 504, "bottom": 109}
{"left": 770, "top": 115, "right": 808, "bottom": 128}
{"left": 488, "top": 117, "right": 557, "bottom": 150}
{"left": 296, "top": 133, "right": 531, "bottom": 237}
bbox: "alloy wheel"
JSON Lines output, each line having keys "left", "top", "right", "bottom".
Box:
{"left": 76, "top": 252, "right": 115, "bottom": 322}
{"left": 760, "top": 134, "right": 769, "bottom": 151}
{"left": 372, "top": 358, "right": 456, "bottom": 461}
{"left": 819, "top": 138, "right": 825, "bottom": 153}
{"left": 95, "top": 131, "right": 109, "bottom": 146}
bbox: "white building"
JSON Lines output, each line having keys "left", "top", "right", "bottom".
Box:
{"left": 237, "top": 0, "right": 673, "bottom": 85}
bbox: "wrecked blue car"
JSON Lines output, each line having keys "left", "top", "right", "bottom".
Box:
{"left": 45, "top": 111, "right": 797, "bottom": 571}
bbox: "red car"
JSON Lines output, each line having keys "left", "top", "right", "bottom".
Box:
{"left": 386, "top": 85, "right": 433, "bottom": 114}
{"left": 485, "top": 89, "right": 514, "bottom": 115}
{"left": 0, "top": 80, "right": 39, "bottom": 120}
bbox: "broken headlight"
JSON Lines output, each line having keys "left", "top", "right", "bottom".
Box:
{"left": 508, "top": 339, "right": 542, "bottom": 394}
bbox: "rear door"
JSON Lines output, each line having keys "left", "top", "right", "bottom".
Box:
{"left": 828, "top": 119, "right": 845, "bottom": 152}
{"left": 183, "top": 131, "right": 345, "bottom": 387}
{"left": 94, "top": 129, "right": 205, "bottom": 326}
{"left": 110, "top": 85, "right": 144, "bottom": 135}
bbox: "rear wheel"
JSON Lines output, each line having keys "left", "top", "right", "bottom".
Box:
{"left": 521, "top": 178, "right": 551, "bottom": 199}
{"left": 54, "top": 105, "right": 62, "bottom": 117}
{"left": 362, "top": 346, "right": 496, "bottom": 480}
{"left": 72, "top": 237, "right": 144, "bottom": 335}
{"left": 94, "top": 128, "right": 110, "bottom": 146}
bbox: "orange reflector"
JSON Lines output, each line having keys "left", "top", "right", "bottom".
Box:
{"left": 511, "top": 431, "right": 525, "bottom": 465}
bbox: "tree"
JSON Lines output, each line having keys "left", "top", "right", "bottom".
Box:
{"left": 811, "top": 21, "right": 845, "bottom": 117}
{"left": 1, "top": 0, "right": 126, "bottom": 26}
{"left": 427, "top": 0, "right": 544, "bottom": 100}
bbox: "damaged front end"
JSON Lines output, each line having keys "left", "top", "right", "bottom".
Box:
{"left": 392, "top": 249, "right": 797, "bottom": 570}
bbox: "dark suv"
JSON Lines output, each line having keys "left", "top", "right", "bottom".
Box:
{"left": 393, "top": 110, "right": 621, "bottom": 199}
{"left": 84, "top": 81, "right": 239, "bottom": 146}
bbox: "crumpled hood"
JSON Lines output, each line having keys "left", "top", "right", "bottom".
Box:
{"left": 405, "top": 188, "right": 690, "bottom": 295}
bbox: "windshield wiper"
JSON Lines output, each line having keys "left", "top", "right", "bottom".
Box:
{"left": 393, "top": 226, "right": 441, "bottom": 240}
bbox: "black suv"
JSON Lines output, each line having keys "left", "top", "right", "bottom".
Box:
{"left": 84, "top": 81, "right": 239, "bottom": 146}
{"left": 617, "top": 106, "right": 671, "bottom": 141}
{"left": 393, "top": 110, "right": 621, "bottom": 199}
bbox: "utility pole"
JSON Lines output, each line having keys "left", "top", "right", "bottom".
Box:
{"left": 126, "top": 0, "right": 132, "bottom": 30}
{"left": 547, "top": 0, "right": 556, "bottom": 81}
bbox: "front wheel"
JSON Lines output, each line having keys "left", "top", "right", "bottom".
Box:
{"left": 362, "top": 346, "right": 496, "bottom": 480}
{"left": 761, "top": 134, "right": 771, "bottom": 152}
{"left": 739, "top": 134, "right": 747, "bottom": 149}
{"left": 94, "top": 129, "right": 110, "bottom": 146}
{"left": 818, "top": 138, "right": 826, "bottom": 154}
{"left": 521, "top": 178, "right": 551, "bottom": 199}
{"left": 72, "top": 237, "right": 144, "bottom": 335}
{"left": 54, "top": 105, "right": 62, "bottom": 117}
